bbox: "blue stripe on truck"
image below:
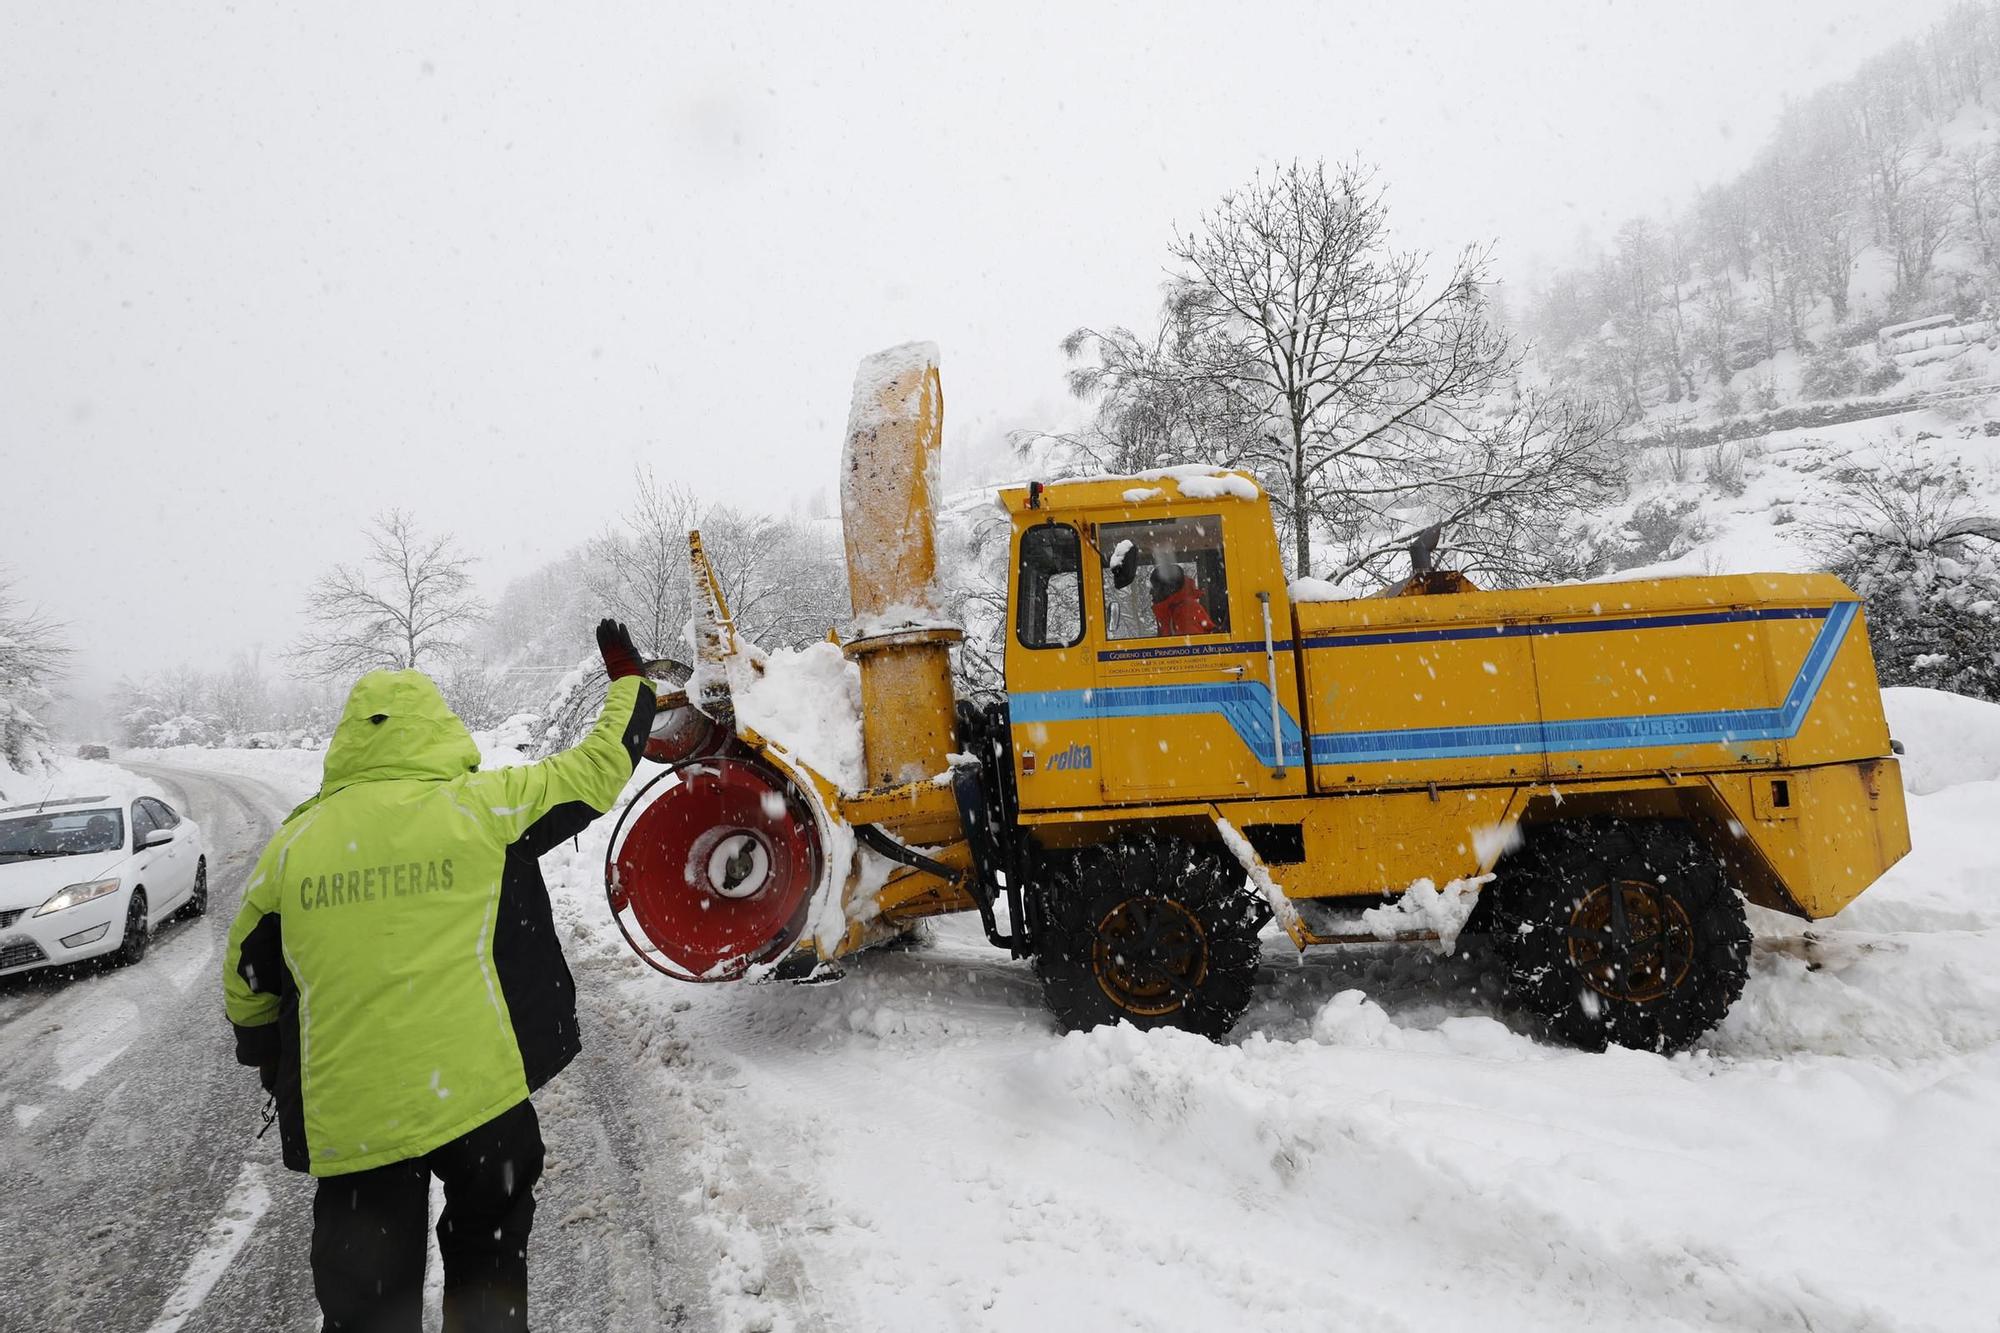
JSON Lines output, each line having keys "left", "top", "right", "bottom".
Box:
{"left": 1011, "top": 680, "right": 1305, "bottom": 769}
{"left": 1016, "top": 602, "right": 1855, "bottom": 768}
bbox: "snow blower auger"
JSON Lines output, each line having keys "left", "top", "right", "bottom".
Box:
{"left": 605, "top": 341, "right": 1915, "bottom": 1053}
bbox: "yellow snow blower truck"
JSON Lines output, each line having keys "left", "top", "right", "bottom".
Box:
{"left": 605, "top": 344, "right": 1911, "bottom": 1052}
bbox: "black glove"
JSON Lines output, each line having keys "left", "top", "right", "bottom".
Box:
{"left": 597, "top": 619, "right": 646, "bottom": 681}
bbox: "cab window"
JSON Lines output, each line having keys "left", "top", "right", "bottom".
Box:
{"left": 1101, "top": 515, "right": 1230, "bottom": 640}
{"left": 130, "top": 800, "right": 160, "bottom": 847}
{"left": 1016, "top": 523, "right": 1085, "bottom": 648}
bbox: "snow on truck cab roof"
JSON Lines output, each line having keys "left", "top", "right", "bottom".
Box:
{"left": 999, "top": 466, "right": 1263, "bottom": 515}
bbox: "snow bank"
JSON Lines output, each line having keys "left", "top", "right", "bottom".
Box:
{"left": 731, "top": 641, "right": 865, "bottom": 792}
{"left": 0, "top": 753, "right": 170, "bottom": 809}
{"left": 121, "top": 731, "right": 540, "bottom": 799}
{"left": 1882, "top": 686, "right": 2000, "bottom": 794}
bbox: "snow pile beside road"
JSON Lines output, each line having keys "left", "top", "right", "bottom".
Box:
{"left": 123, "top": 745, "right": 324, "bottom": 798}
{"left": 1882, "top": 685, "right": 2000, "bottom": 794}
{"left": 0, "top": 753, "right": 168, "bottom": 807}
{"left": 126, "top": 727, "right": 539, "bottom": 799}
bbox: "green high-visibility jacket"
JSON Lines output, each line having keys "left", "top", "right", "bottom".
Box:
{"left": 223, "top": 670, "right": 654, "bottom": 1176}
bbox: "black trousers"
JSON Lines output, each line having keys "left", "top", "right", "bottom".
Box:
{"left": 310, "top": 1098, "right": 545, "bottom": 1333}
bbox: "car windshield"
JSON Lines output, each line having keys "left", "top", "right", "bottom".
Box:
{"left": 0, "top": 809, "right": 126, "bottom": 864}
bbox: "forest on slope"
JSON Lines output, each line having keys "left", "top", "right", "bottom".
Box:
{"left": 1524, "top": 2, "right": 2000, "bottom": 424}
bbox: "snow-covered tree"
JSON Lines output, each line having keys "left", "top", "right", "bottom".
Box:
{"left": 1817, "top": 450, "right": 2000, "bottom": 701}
{"left": 114, "top": 667, "right": 222, "bottom": 747}
{"left": 0, "top": 573, "right": 67, "bottom": 772}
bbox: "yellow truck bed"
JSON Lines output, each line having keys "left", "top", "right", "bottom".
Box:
{"left": 1285, "top": 572, "right": 1908, "bottom": 917}
{"left": 1295, "top": 572, "right": 1889, "bottom": 788}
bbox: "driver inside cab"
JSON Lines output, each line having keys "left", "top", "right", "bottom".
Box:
{"left": 1113, "top": 543, "right": 1217, "bottom": 636}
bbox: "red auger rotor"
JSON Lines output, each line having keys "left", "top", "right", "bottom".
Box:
{"left": 605, "top": 756, "right": 823, "bottom": 982}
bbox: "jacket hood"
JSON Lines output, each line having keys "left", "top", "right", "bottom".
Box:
{"left": 320, "top": 670, "right": 479, "bottom": 795}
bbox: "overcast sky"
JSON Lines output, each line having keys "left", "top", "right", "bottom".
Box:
{"left": 1, "top": 0, "right": 1966, "bottom": 694}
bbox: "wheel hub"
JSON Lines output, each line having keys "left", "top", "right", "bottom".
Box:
{"left": 1091, "top": 895, "right": 1209, "bottom": 1017}
{"left": 1566, "top": 878, "right": 1695, "bottom": 1004}
{"left": 699, "top": 831, "right": 771, "bottom": 900}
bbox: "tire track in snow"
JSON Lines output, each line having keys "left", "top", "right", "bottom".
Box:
{"left": 141, "top": 1162, "right": 272, "bottom": 1333}
{"left": 531, "top": 943, "right": 719, "bottom": 1332}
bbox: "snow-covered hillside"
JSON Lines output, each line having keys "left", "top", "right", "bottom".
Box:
{"left": 1597, "top": 398, "right": 2000, "bottom": 583}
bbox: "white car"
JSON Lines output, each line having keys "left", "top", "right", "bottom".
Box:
{"left": 0, "top": 794, "right": 207, "bottom": 976}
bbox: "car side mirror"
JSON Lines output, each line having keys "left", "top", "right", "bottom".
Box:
{"left": 140, "top": 828, "right": 175, "bottom": 849}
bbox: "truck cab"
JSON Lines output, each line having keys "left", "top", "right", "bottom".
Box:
{"left": 1003, "top": 471, "right": 1304, "bottom": 811}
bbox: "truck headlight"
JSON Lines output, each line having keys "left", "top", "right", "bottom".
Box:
{"left": 34, "top": 878, "right": 121, "bottom": 916}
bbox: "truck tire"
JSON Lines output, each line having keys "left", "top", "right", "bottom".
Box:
{"left": 1032, "top": 836, "right": 1262, "bottom": 1039}
{"left": 1490, "top": 818, "right": 1750, "bottom": 1053}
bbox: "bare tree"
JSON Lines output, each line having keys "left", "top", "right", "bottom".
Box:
{"left": 1110, "top": 159, "right": 1615, "bottom": 582}
{"left": 538, "top": 486, "right": 850, "bottom": 755}
{"left": 1898, "top": 178, "right": 1956, "bottom": 297}
{"left": 588, "top": 470, "right": 704, "bottom": 658}
{"left": 1693, "top": 182, "right": 1756, "bottom": 282}
{"left": 586, "top": 469, "right": 847, "bottom": 662}
{"left": 1947, "top": 143, "right": 2000, "bottom": 271}
{"left": 290, "top": 511, "right": 486, "bottom": 681}
{"left": 1787, "top": 102, "right": 1861, "bottom": 321}
{"left": 1054, "top": 317, "right": 1260, "bottom": 476}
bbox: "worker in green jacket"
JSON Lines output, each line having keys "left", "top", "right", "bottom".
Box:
{"left": 224, "top": 620, "right": 657, "bottom": 1333}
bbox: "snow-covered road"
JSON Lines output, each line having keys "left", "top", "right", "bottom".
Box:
{"left": 82, "top": 697, "right": 2000, "bottom": 1331}
{"left": 0, "top": 761, "right": 715, "bottom": 1333}
{"left": 0, "top": 764, "right": 317, "bottom": 1333}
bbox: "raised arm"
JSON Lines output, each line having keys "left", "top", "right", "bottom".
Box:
{"left": 463, "top": 621, "right": 658, "bottom": 844}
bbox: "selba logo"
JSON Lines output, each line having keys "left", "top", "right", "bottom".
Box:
{"left": 1046, "top": 742, "right": 1092, "bottom": 772}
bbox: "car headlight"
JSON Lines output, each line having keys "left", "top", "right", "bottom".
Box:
{"left": 34, "top": 878, "right": 121, "bottom": 916}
